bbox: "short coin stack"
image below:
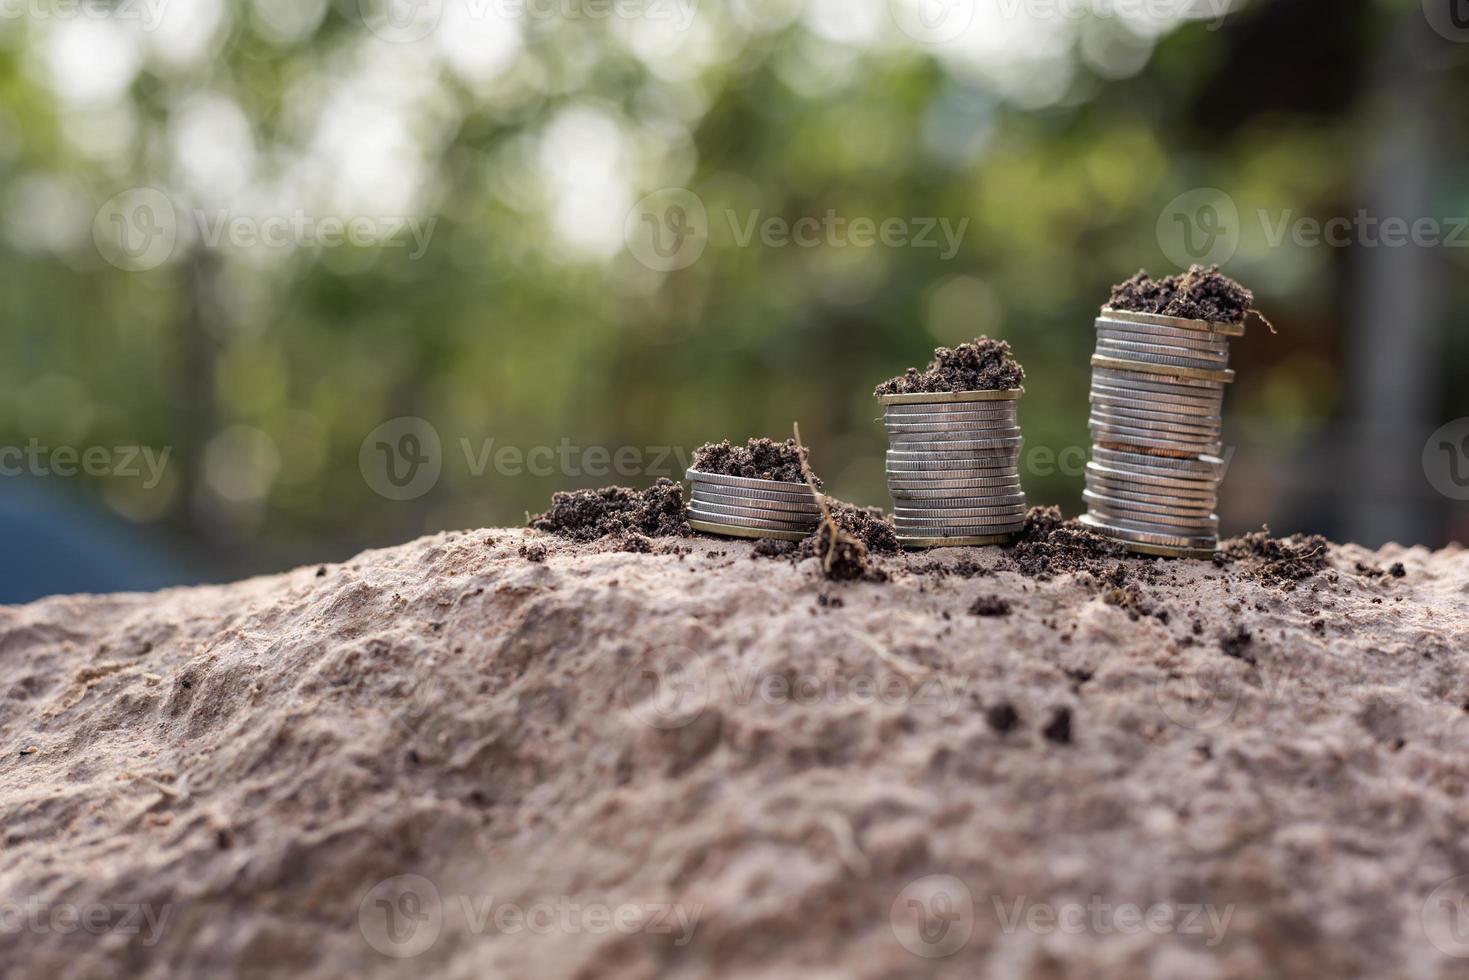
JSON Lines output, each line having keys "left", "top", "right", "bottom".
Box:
{"left": 881, "top": 389, "right": 1027, "bottom": 548}
{"left": 1081, "top": 307, "right": 1245, "bottom": 559}
{"left": 686, "top": 468, "right": 822, "bottom": 541}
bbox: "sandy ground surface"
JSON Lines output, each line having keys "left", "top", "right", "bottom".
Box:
{"left": 3, "top": 527, "right": 1469, "bottom": 979}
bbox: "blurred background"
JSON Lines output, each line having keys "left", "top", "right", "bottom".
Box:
{"left": 2, "top": 0, "right": 1467, "bottom": 602}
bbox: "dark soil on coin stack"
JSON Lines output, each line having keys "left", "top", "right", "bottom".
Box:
{"left": 2, "top": 519, "right": 1458, "bottom": 978}
{"left": 528, "top": 478, "right": 690, "bottom": 542}
{"left": 873, "top": 337, "right": 1025, "bottom": 395}
{"left": 1107, "top": 264, "right": 1253, "bottom": 324}
{"left": 692, "top": 438, "right": 819, "bottom": 486}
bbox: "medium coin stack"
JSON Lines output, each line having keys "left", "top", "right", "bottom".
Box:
{"left": 1081, "top": 307, "right": 1245, "bottom": 559}
{"left": 685, "top": 468, "right": 822, "bottom": 541}
{"left": 881, "top": 389, "right": 1027, "bottom": 548}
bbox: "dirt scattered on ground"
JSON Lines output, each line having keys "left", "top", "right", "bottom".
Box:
{"left": 1042, "top": 706, "right": 1074, "bottom": 745}
{"left": 873, "top": 337, "right": 1025, "bottom": 396}
{"left": 692, "top": 438, "right": 817, "bottom": 485}
{"left": 528, "top": 478, "right": 690, "bottom": 542}
{"left": 969, "top": 596, "right": 1011, "bottom": 617}
{"left": 751, "top": 538, "right": 798, "bottom": 559}
{"left": 1219, "top": 528, "right": 1330, "bottom": 588}
{"left": 1107, "top": 264, "right": 1254, "bottom": 324}
{"left": 518, "top": 541, "right": 548, "bottom": 562}
{"left": 1220, "top": 625, "right": 1257, "bottom": 665}
{"left": 986, "top": 701, "right": 1020, "bottom": 733}
{"left": 1007, "top": 506, "right": 1131, "bottom": 581}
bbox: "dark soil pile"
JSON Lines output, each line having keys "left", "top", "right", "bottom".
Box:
{"left": 528, "top": 478, "right": 690, "bottom": 542}
{"left": 1107, "top": 265, "right": 1253, "bottom": 324}
{"left": 796, "top": 502, "right": 899, "bottom": 558}
{"left": 1219, "top": 528, "right": 1330, "bottom": 587}
{"left": 692, "top": 438, "right": 818, "bottom": 486}
{"left": 873, "top": 338, "right": 1025, "bottom": 396}
{"left": 1007, "top": 506, "right": 1131, "bottom": 581}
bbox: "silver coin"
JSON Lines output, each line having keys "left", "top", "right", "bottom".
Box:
{"left": 1100, "top": 306, "right": 1247, "bottom": 337}
{"left": 881, "top": 426, "right": 1022, "bottom": 446}
{"left": 691, "top": 488, "right": 822, "bottom": 514}
{"left": 894, "top": 503, "right": 1027, "bottom": 520}
{"left": 1079, "top": 513, "right": 1218, "bottom": 550}
{"left": 886, "top": 437, "right": 1024, "bottom": 454}
{"left": 686, "top": 507, "right": 818, "bottom": 533}
{"left": 879, "top": 389, "right": 1023, "bottom": 406}
{"left": 890, "top": 484, "right": 1023, "bottom": 501}
{"left": 1095, "top": 340, "right": 1231, "bottom": 371}
{"left": 1091, "top": 400, "right": 1222, "bottom": 427}
{"left": 1091, "top": 446, "right": 1224, "bottom": 474}
{"left": 1089, "top": 409, "right": 1222, "bottom": 437}
{"left": 688, "top": 480, "right": 819, "bottom": 503}
{"left": 1092, "top": 366, "right": 1225, "bottom": 394}
{"left": 875, "top": 405, "right": 1016, "bottom": 423}
{"left": 883, "top": 404, "right": 1019, "bottom": 420}
{"left": 887, "top": 478, "right": 1023, "bottom": 493}
{"left": 887, "top": 453, "right": 1021, "bottom": 470}
{"left": 1085, "top": 461, "right": 1218, "bottom": 493}
{"left": 895, "top": 519, "right": 1027, "bottom": 534}
{"left": 686, "top": 469, "right": 815, "bottom": 493}
{"left": 892, "top": 491, "right": 1027, "bottom": 508}
{"left": 687, "top": 500, "right": 819, "bottom": 526}
{"left": 1095, "top": 319, "right": 1233, "bottom": 351}
{"left": 885, "top": 419, "right": 1021, "bottom": 436}
{"left": 1088, "top": 484, "right": 1218, "bottom": 517}
{"left": 1087, "top": 379, "right": 1222, "bottom": 411}
{"left": 1083, "top": 488, "right": 1216, "bottom": 519}
{"left": 1090, "top": 423, "right": 1221, "bottom": 454}
{"left": 1086, "top": 473, "right": 1218, "bottom": 505}
{"left": 1086, "top": 501, "right": 1219, "bottom": 533}
{"left": 899, "top": 523, "right": 1027, "bottom": 539}
{"left": 1090, "top": 389, "right": 1221, "bottom": 418}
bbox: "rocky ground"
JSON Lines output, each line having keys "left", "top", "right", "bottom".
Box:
{"left": 3, "top": 527, "right": 1468, "bottom": 979}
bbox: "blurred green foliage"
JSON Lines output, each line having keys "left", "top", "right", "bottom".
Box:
{"left": 1, "top": 0, "right": 1466, "bottom": 576}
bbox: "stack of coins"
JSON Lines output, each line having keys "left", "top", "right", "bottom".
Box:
{"left": 880, "top": 389, "right": 1027, "bottom": 548}
{"left": 686, "top": 468, "right": 822, "bottom": 541}
{"left": 1080, "top": 307, "right": 1245, "bottom": 559}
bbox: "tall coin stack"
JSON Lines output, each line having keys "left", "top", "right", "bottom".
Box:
{"left": 880, "top": 389, "right": 1027, "bottom": 548}
{"left": 1080, "top": 307, "right": 1245, "bottom": 558}
{"left": 686, "top": 468, "right": 822, "bottom": 541}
